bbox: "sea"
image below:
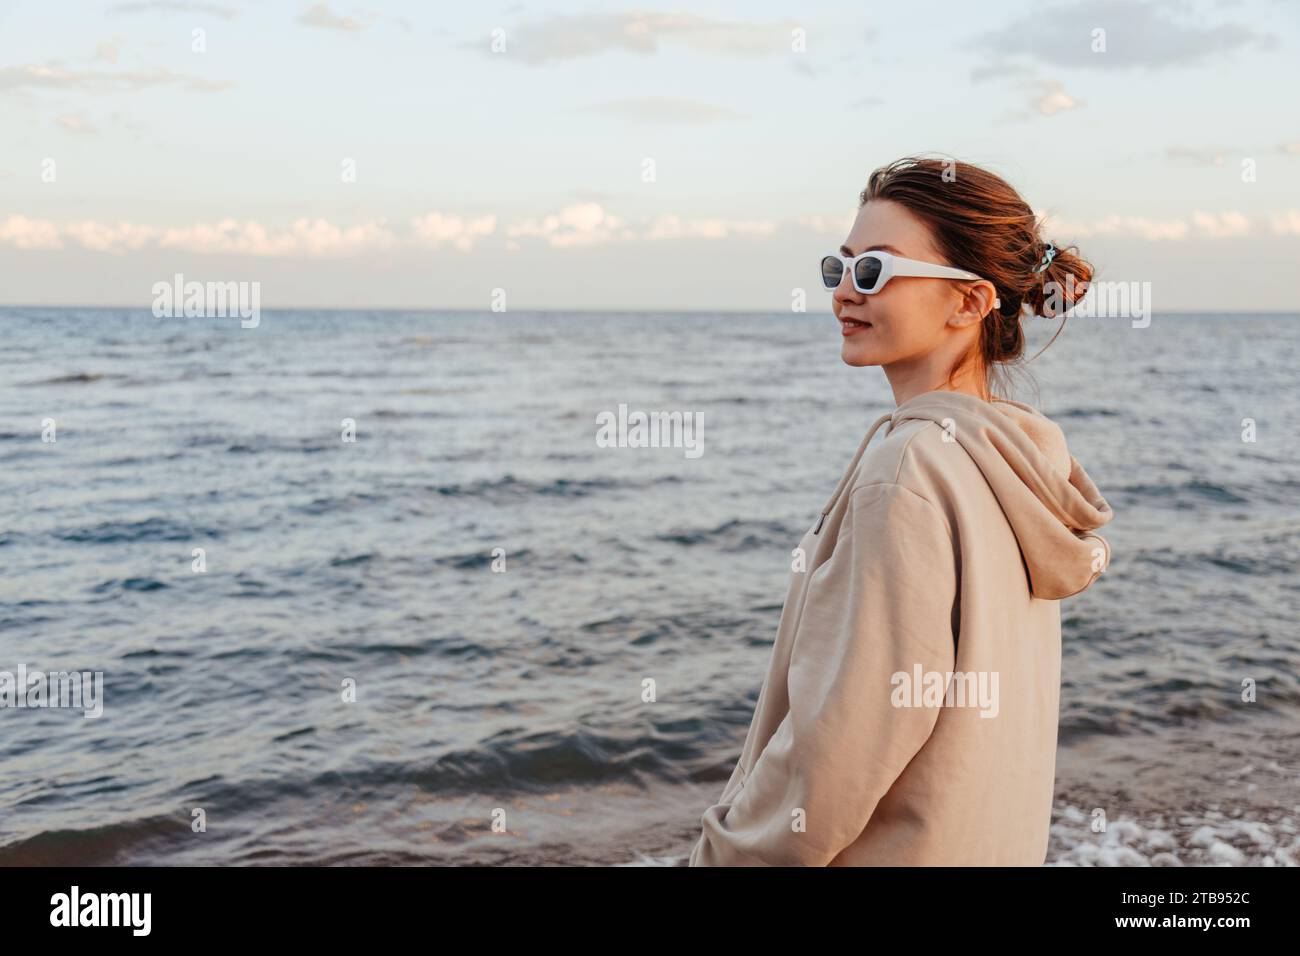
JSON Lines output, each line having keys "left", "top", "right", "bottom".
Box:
{"left": 1, "top": 307, "right": 1297, "bottom": 866}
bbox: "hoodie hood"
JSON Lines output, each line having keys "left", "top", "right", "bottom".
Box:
{"left": 890, "top": 390, "right": 1114, "bottom": 600}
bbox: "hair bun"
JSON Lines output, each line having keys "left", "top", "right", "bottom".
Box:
{"left": 1024, "top": 240, "right": 1091, "bottom": 318}
{"left": 1032, "top": 241, "right": 1057, "bottom": 275}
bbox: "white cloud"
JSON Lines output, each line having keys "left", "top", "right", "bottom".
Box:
{"left": 0, "top": 215, "right": 63, "bottom": 250}
{"left": 0, "top": 64, "right": 231, "bottom": 93}
{"left": 643, "top": 214, "right": 775, "bottom": 240}
{"left": 507, "top": 203, "right": 632, "bottom": 248}
{"left": 1031, "top": 80, "right": 1082, "bottom": 116}
{"left": 409, "top": 212, "right": 497, "bottom": 250}
{"left": 110, "top": 1, "right": 238, "bottom": 19}
{"left": 0, "top": 213, "right": 492, "bottom": 256}
{"left": 66, "top": 220, "right": 161, "bottom": 252}
{"left": 297, "top": 3, "right": 371, "bottom": 32}
{"left": 479, "top": 11, "right": 797, "bottom": 65}
{"left": 1270, "top": 211, "right": 1300, "bottom": 235}
{"left": 504, "top": 203, "right": 782, "bottom": 246}
{"left": 977, "top": 0, "right": 1275, "bottom": 71}
{"left": 0, "top": 216, "right": 400, "bottom": 256}
{"left": 3, "top": 206, "right": 1290, "bottom": 257}
{"left": 1190, "top": 210, "right": 1250, "bottom": 238}
{"left": 56, "top": 114, "right": 98, "bottom": 135}
{"left": 157, "top": 218, "right": 398, "bottom": 256}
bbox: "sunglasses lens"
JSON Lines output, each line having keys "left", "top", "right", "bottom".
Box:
{"left": 820, "top": 256, "right": 843, "bottom": 289}
{"left": 854, "top": 256, "right": 883, "bottom": 291}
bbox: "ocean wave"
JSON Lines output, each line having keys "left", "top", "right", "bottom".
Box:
{"left": 1137, "top": 545, "right": 1299, "bottom": 576}
{"left": 328, "top": 552, "right": 378, "bottom": 568}
{"left": 1114, "top": 479, "right": 1250, "bottom": 506}
{"left": 18, "top": 372, "right": 123, "bottom": 386}
{"left": 0, "top": 613, "right": 57, "bottom": 632}
{"left": 294, "top": 493, "right": 384, "bottom": 515}
{"left": 369, "top": 408, "right": 450, "bottom": 420}
{"left": 1059, "top": 673, "right": 1300, "bottom": 739}
{"left": 95, "top": 453, "right": 184, "bottom": 468}
{"left": 580, "top": 608, "right": 761, "bottom": 648}
{"left": 56, "top": 517, "right": 222, "bottom": 544}
{"left": 226, "top": 439, "right": 334, "bottom": 455}
{"left": 1, "top": 723, "right": 716, "bottom": 864}
{"left": 435, "top": 548, "right": 535, "bottom": 570}
{"left": 1050, "top": 407, "right": 1124, "bottom": 419}
{"left": 656, "top": 518, "right": 800, "bottom": 551}
{"left": 91, "top": 577, "right": 169, "bottom": 594}
{"left": 0, "top": 814, "right": 186, "bottom": 866}
{"left": 318, "top": 726, "right": 697, "bottom": 793}
{"left": 433, "top": 474, "right": 679, "bottom": 503}
{"left": 225, "top": 575, "right": 297, "bottom": 600}
{"left": 303, "top": 634, "right": 497, "bottom": 661}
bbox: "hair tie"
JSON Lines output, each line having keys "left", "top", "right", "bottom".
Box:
{"left": 1033, "top": 242, "right": 1056, "bottom": 274}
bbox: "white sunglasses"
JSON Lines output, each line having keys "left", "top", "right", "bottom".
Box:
{"left": 821, "top": 249, "right": 998, "bottom": 306}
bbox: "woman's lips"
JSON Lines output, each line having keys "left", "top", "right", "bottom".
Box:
{"left": 840, "top": 316, "right": 872, "bottom": 337}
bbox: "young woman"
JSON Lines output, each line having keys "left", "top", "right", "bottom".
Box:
{"left": 688, "top": 156, "right": 1115, "bottom": 866}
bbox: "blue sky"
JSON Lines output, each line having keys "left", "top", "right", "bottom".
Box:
{"left": 1, "top": 0, "right": 1297, "bottom": 310}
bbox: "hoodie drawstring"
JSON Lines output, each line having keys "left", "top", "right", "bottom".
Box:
{"left": 813, "top": 411, "right": 894, "bottom": 534}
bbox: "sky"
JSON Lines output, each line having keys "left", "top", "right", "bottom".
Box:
{"left": 1, "top": 0, "right": 1297, "bottom": 311}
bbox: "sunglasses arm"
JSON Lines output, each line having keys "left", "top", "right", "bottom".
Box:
{"left": 894, "top": 258, "right": 1000, "bottom": 309}
{"left": 890, "top": 257, "right": 981, "bottom": 281}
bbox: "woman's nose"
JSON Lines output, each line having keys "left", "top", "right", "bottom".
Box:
{"left": 832, "top": 269, "right": 860, "bottom": 304}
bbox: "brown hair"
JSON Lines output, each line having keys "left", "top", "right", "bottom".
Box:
{"left": 859, "top": 155, "right": 1093, "bottom": 398}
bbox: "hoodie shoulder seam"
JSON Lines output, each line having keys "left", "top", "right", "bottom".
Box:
{"left": 878, "top": 418, "right": 972, "bottom": 492}
{"left": 845, "top": 480, "right": 955, "bottom": 548}
{"left": 887, "top": 419, "right": 937, "bottom": 485}
{"left": 847, "top": 417, "right": 943, "bottom": 489}
{"left": 890, "top": 417, "right": 984, "bottom": 489}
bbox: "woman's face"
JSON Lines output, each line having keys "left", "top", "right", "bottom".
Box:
{"left": 831, "top": 199, "right": 978, "bottom": 369}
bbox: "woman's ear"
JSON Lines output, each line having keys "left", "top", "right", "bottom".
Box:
{"left": 950, "top": 281, "right": 998, "bottom": 329}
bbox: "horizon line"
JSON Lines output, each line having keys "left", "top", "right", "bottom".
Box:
{"left": 1, "top": 304, "right": 1297, "bottom": 318}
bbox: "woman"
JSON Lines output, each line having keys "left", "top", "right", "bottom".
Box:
{"left": 688, "top": 156, "right": 1114, "bottom": 867}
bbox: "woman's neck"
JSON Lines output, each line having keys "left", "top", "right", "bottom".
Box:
{"left": 884, "top": 359, "right": 989, "bottom": 406}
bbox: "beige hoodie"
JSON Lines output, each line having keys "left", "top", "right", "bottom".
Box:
{"left": 688, "top": 389, "right": 1114, "bottom": 866}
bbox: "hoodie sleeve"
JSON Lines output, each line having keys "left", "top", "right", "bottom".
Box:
{"left": 691, "top": 482, "right": 957, "bottom": 866}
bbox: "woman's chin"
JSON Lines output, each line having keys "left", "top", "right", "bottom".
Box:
{"left": 841, "top": 342, "right": 882, "bottom": 367}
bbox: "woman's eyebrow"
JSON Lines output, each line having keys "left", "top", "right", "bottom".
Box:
{"left": 840, "top": 243, "right": 904, "bottom": 256}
